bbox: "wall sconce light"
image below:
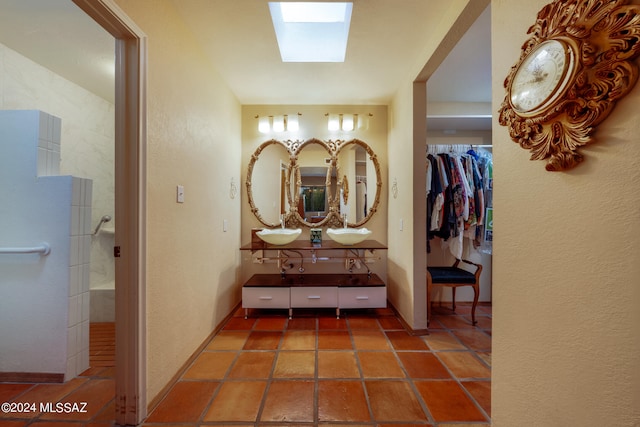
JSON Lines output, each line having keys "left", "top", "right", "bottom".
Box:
{"left": 256, "top": 113, "right": 301, "bottom": 133}
{"left": 272, "top": 115, "right": 285, "bottom": 132}
{"left": 326, "top": 113, "right": 371, "bottom": 131}
{"left": 342, "top": 114, "right": 354, "bottom": 131}
{"left": 287, "top": 114, "right": 299, "bottom": 132}
{"left": 327, "top": 114, "right": 340, "bottom": 131}
{"left": 258, "top": 116, "right": 271, "bottom": 133}
{"left": 358, "top": 113, "right": 372, "bottom": 130}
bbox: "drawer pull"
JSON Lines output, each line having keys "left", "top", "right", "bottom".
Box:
{"left": 307, "top": 296, "right": 321, "bottom": 299}
{"left": 356, "top": 296, "right": 369, "bottom": 300}
{"left": 259, "top": 296, "right": 273, "bottom": 300}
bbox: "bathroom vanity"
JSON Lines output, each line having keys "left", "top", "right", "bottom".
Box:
{"left": 240, "top": 239, "right": 387, "bottom": 318}
{"left": 242, "top": 137, "right": 388, "bottom": 318}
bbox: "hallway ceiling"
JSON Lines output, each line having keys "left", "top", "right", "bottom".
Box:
{"left": 0, "top": 0, "right": 491, "bottom": 124}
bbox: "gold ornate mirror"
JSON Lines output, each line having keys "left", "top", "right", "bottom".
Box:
{"left": 290, "top": 138, "right": 336, "bottom": 227}
{"left": 246, "top": 138, "right": 381, "bottom": 228}
{"left": 246, "top": 139, "right": 294, "bottom": 227}
{"left": 335, "top": 139, "right": 381, "bottom": 227}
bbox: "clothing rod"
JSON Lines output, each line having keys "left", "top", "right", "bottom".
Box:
{"left": 0, "top": 242, "right": 50, "bottom": 255}
{"left": 427, "top": 144, "right": 492, "bottom": 148}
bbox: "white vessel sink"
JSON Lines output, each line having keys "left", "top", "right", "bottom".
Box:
{"left": 256, "top": 228, "right": 302, "bottom": 245}
{"left": 326, "top": 228, "right": 372, "bottom": 245}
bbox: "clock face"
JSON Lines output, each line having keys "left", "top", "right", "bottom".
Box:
{"left": 510, "top": 39, "right": 574, "bottom": 115}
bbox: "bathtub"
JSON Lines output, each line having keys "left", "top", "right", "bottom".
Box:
{"left": 90, "top": 280, "right": 114, "bottom": 322}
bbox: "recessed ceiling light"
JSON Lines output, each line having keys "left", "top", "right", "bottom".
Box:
{"left": 268, "top": 2, "right": 353, "bottom": 62}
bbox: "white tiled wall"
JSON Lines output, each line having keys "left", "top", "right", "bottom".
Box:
{"left": 67, "top": 176, "right": 92, "bottom": 378}
{"left": 0, "top": 110, "right": 92, "bottom": 381}
{"left": 37, "top": 112, "right": 61, "bottom": 176}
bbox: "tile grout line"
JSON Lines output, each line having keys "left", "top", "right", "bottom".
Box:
{"left": 429, "top": 317, "right": 492, "bottom": 424}
{"left": 252, "top": 314, "right": 286, "bottom": 424}
{"left": 385, "top": 326, "right": 437, "bottom": 426}
{"left": 350, "top": 315, "right": 377, "bottom": 424}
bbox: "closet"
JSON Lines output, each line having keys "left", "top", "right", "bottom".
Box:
{"left": 426, "top": 144, "right": 493, "bottom": 305}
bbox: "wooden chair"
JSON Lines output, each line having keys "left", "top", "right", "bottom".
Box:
{"left": 427, "top": 259, "right": 482, "bottom": 326}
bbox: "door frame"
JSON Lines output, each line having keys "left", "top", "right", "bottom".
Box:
{"left": 71, "top": 1, "right": 147, "bottom": 425}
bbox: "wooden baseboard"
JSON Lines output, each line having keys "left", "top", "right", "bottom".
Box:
{"left": 146, "top": 301, "right": 242, "bottom": 414}
{"left": 0, "top": 372, "right": 64, "bottom": 383}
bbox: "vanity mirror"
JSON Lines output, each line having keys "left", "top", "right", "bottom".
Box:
{"left": 246, "top": 139, "right": 295, "bottom": 227}
{"left": 291, "top": 139, "right": 336, "bottom": 227}
{"left": 335, "top": 139, "right": 381, "bottom": 227}
{"left": 246, "top": 138, "right": 381, "bottom": 228}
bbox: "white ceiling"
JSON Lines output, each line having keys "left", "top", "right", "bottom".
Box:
{"left": 0, "top": 0, "right": 492, "bottom": 127}
{"left": 0, "top": 0, "right": 115, "bottom": 102}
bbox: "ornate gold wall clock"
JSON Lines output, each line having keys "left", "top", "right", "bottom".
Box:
{"left": 498, "top": 0, "right": 640, "bottom": 171}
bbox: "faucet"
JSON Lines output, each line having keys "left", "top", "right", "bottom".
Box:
{"left": 343, "top": 213, "right": 348, "bottom": 229}
{"left": 280, "top": 214, "right": 285, "bottom": 229}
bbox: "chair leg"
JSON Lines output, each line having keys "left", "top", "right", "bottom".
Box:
{"left": 452, "top": 287, "right": 456, "bottom": 312}
{"left": 427, "top": 283, "right": 432, "bottom": 326}
{"left": 471, "top": 283, "right": 479, "bottom": 326}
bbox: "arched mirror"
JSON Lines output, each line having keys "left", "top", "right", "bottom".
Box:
{"left": 246, "top": 140, "right": 294, "bottom": 227}
{"left": 335, "top": 139, "right": 381, "bottom": 227}
{"left": 291, "top": 138, "right": 336, "bottom": 227}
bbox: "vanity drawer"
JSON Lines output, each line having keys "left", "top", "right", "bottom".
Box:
{"left": 290, "top": 287, "right": 338, "bottom": 308}
{"left": 338, "top": 286, "right": 386, "bottom": 309}
{"left": 242, "top": 287, "right": 290, "bottom": 309}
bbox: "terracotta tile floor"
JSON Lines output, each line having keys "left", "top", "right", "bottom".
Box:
{"left": 0, "top": 322, "right": 115, "bottom": 426}
{"left": 0, "top": 304, "right": 492, "bottom": 426}
{"left": 148, "top": 303, "right": 491, "bottom": 426}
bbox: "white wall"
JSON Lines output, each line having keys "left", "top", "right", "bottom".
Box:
{"left": 492, "top": 0, "right": 640, "bottom": 425}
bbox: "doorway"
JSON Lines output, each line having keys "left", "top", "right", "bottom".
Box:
{"left": 72, "top": 1, "right": 147, "bottom": 424}
{"left": 0, "top": 0, "right": 146, "bottom": 423}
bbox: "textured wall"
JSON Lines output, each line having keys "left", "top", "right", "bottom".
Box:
{"left": 492, "top": 0, "right": 640, "bottom": 425}
{"left": 114, "top": 0, "right": 242, "bottom": 403}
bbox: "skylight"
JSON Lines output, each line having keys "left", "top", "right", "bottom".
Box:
{"left": 268, "top": 2, "right": 353, "bottom": 62}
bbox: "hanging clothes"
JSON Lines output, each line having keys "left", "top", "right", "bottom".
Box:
{"left": 426, "top": 146, "right": 493, "bottom": 257}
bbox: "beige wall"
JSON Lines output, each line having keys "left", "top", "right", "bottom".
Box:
{"left": 114, "top": 0, "right": 242, "bottom": 403}
{"left": 492, "top": 0, "right": 640, "bottom": 425}
{"left": 240, "top": 105, "right": 388, "bottom": 281}
{"left": 388, "top": 82, "right": 421, "bottom": 327}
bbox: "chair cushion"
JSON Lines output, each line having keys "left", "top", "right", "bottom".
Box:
{"left": 427, "top": 267, "right": 477, "bottom": 284}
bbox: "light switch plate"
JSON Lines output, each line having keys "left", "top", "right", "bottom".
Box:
{"left": 177, "top": 185, "right": 184, "bottom": 203}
